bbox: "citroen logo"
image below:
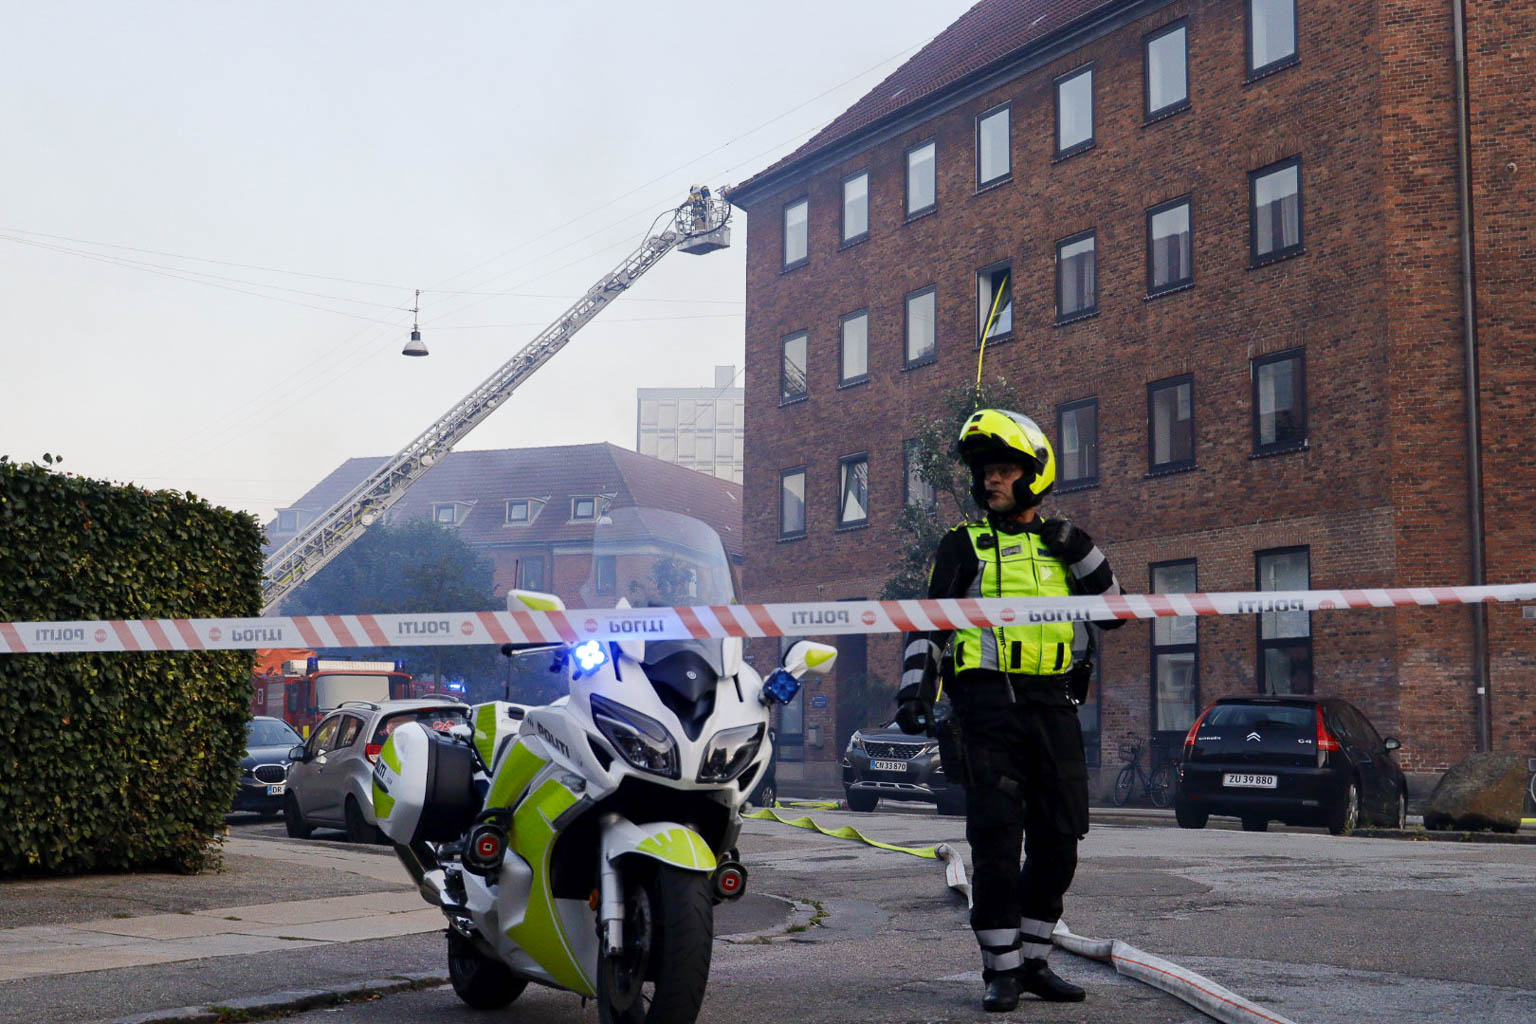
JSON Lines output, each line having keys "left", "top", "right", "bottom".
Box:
{"left": 1246, "top": 731, "right": 1261, "bottom": 742}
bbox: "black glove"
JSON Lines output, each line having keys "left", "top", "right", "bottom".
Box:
{"left": 1040, "top": 517, "right": 1093, "bottom": 564}
{"left": 895, "top": 699, "right": 933, "bottom": 735}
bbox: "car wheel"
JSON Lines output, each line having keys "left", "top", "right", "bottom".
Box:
{"left": 344, "top": 795, "right": 381, "bottom": 844}
{"left": 936, "top": 789, "right": 967, "bottom": 817}
{"left": 1328, "top": 780, "right": 1360, "bottom": 836}
{"left": 1240, "top": 816, "right": 1268, "bottom": 832}
{"left": 753, "top": 781, "right": 777, "bottom": 811}
{"left": 283, "top": 792, "right": 313, "bottom": 839}
{"left": 1174, "top": 802, "right": 1207, "bottom": 830}
{"left": 845, "top": 788, "right": 878, "bottom": 813}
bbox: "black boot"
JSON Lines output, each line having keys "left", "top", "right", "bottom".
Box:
{"left": 982, "top": 971, "right": 1022, "bottom": 1012}
{"left": 1018, "top": 958, "right": 1085, "bottom": 1002}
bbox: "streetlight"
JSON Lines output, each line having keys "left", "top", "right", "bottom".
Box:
{"left": 402, "top": 289, "right": 428, "bottom": 356}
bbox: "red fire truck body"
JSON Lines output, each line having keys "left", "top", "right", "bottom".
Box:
{"left": 250, "top": 653, "right": 415, "bottom": 735}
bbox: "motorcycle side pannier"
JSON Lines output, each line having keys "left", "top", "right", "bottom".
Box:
{"left": 373, "top": 722, "right": 481, "bottom": 844}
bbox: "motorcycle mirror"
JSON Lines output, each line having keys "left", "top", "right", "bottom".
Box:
{"left": 507, "top": 588, "right": 566, "bottom": 613}
{"left": 783, "top": 639, "right": 836, "bottom": 679}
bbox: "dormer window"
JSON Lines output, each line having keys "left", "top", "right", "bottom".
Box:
{"left": 571, "top": 496, "right": 597, "bottom": 521}
{"left": 506, "top": 500, "right": 530, "bottom": 524}
{"left": 432, "top": 502, "right": 466, "bottom": 525}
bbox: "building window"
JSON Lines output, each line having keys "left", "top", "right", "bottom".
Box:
{"left": 505, "top": 500, "right": 530, "bottom": 524}
{"left": 1248, "top": 0, "right": 1298, "bottom": 79}
{"left": 976, "top": 104, "right": 1010, "bottom": 187}
{"left": 976, "top": 262, "right": 1012, "bottom": 343}
{"left": 903, "top": 438, "right": 935, "bottom": 508}
{"left": 432, "top": 503, "right": 460, "bottom": 525}
{"left": 1257, "top": 547, "right": 1312, "bottom": 694}
{"left": 1057, "top": 398, "right": 1099, "bottom": 489}
{"left": 1250, "top": 157, "right": 1303, "bottom": 264}
{"left": 838, "top": 453, "right": 869, "bottom": 528}
{"left": 518, "top": 555, "right": 545, "bottom": 591}
{"left": 1054, "top": 64, "right": 1094, "bottom": 159}
{"left": 571, "top": 496, "right": 596, "bottom": 521}
{"left": 904, "top": 286, "right": 937, "bottom": 368}
{"left": 1151, "top": 560, "right": 1199, "bottom": 735}
{"left": 905, "top": 139, "right": 936, "bottom": 217}
{"left": 841, "top": 171, "right": 869, "bottom": 244}
{"left": 783, "top": 197, "right": 808, "bottom": 270}
{"left": 780, "top": 331, "right": 808, "bottom": 405}
{"left": 779, "top": 467, "right": 806, "bottom": 539}
{"left": 1252, "top": 349, "right": 1307, "bottom": 454}
{"left": 595, "top": 554, "right": 617, "bottom": 596}
{"left": 1056, "top": 230, "right": 1097, "bottom": 322}
{"left": 1147, "top": 196, "right": 1193, "bottom": 295}
{"left": 839, "top": 310, "right": 869, "bottom": 386}
{"left": 1148, "top": 375, "right": 1195, "bottom": 472}
{"left": 1144, "top": 20, "right": 1189, "bottom": 120}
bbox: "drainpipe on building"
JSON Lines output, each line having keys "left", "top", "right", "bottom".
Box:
{"left": 1450, "top": 0, "right": 1492, "bottom": 753}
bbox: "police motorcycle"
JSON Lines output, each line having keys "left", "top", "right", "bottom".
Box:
{"left": 373, "top": 507, "right": 834, "bottom": 1024}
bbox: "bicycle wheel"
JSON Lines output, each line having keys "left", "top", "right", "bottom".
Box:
{"left": 1112, "top": 765, "right": 1136, "bottom": 806}
{"left": 1148, "top": 764, "right": 1175, "bottom": 809}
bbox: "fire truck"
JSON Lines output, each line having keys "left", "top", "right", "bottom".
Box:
{"left": 250, "top": 651, "right": 415, "bottom": 735}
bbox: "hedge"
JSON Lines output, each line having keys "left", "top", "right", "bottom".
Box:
{"left": 0, "top": 457, "right": 264, "bottom": 875}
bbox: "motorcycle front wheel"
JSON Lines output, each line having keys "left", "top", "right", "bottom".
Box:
{"left": 598, "top": 862, "right": 714, "bottom": 1024}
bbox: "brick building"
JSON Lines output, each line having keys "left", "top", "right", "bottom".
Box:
{"left": 728, "top": 0, "right": 1534, "bottom": 790}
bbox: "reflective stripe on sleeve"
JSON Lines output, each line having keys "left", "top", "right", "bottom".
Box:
{"left": 901, "top": 668, "right": 926, "bottom": 687}
{"left": 1070, "top": 546, "right": 1106, "bottom": 579}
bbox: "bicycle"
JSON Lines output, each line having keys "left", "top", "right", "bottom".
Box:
{"left": 1112, "top": 736, "right": 1176, "bottom": 809}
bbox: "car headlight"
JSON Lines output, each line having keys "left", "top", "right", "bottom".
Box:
{"left": 697, "top": 723, "right": 765, "bottom": 783}
{"left": 919, "top": 742, "right": 939, "bottom": 756}
{"left": 849, "top": 734, "right": 866, "bottom": 754}
{"left": 590, "top": 694, "right": 680, "bottom": 779}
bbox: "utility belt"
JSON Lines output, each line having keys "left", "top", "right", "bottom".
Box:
{"left": 951, "top": 668, "right": 1075, "bottom": 707}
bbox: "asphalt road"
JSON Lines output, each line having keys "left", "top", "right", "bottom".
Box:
{"left": 199, "top": 809, "right": 1536, "bottom": 1023}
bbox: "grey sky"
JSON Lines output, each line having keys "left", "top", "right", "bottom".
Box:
{"left": 2, "top": 0, "right": 974, "bottom": 524}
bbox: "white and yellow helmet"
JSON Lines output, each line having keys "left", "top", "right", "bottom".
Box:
{"left": 957, "top": 408, "right": 1057, "bottom": 509}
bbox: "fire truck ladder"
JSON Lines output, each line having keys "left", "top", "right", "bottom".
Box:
{"left": 259, "top": 188, "right": 732, "bottom": 614}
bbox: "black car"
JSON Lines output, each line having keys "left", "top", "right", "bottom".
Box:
{"left": 1174, "top": 696, "right": 1407, "bottom": 834}
{"left": 233, "top": 716, "right": 303, "bottom": 817}
{"left": 842, "top": 719, "right": 966, "bottom": 816}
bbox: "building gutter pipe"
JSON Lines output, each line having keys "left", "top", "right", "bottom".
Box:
{"left": 1450, "top": 0, "right": 1491, "bottom": 753}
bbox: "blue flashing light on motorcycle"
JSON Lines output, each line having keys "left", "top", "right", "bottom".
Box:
{"left": 573, "top": 640, "right": 608, "bottom": 676}
{"left": 760, "top": 668, "right": 801, "bottom": 706}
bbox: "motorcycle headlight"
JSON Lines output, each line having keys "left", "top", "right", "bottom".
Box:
{"left": 589, "top": 694, "right": 680, "bottom": 779}
{"left": 697, "top": 723, "right": 765, "bottom": 784}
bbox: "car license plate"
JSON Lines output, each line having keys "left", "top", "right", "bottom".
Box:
{"left": 266, "top": 784, "right": 286, "bottom": 796}
{"left": 870, "top": 759, "right": 907, "bottom": 773}
{"left": 1222, "top": 773, "right": 1277, "bottom": 789}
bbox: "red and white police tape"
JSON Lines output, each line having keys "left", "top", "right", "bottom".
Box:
{"left": 2, "top": 583, "right": 1534, "bottom": 654}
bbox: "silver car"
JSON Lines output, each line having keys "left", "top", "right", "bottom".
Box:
{"left": 283, "top": 699, "right": 470, "bottom": 843}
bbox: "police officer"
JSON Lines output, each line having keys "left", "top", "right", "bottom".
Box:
{"left": 894, "top": 408, "right": 1124, "bottom": 1013}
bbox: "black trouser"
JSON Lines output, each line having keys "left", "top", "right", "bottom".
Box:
{"left": 955, "top": 686, "right": 1089, "bottom": 975}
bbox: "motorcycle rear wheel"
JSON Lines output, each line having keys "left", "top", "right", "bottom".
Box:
{"left": 598, "top": 862, "right": 714, "bottom": 1024}
{"left": 447, "top": 929, "right": 526, "bottom": 1010}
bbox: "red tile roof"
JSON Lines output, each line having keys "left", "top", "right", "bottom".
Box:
{"left": 732, "top": 0, "right": 1115, "bottom": 198}
{"left": 266, "top": 443, "right": 743, "bottom": 559}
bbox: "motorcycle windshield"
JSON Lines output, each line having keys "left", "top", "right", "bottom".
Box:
{"left": 579, "top": 506, "right": 735, "bottom": 676}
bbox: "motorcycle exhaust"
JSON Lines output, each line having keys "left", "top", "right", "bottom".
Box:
{"left": 711, "top": 860, "right": 748, "bottom": 902}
